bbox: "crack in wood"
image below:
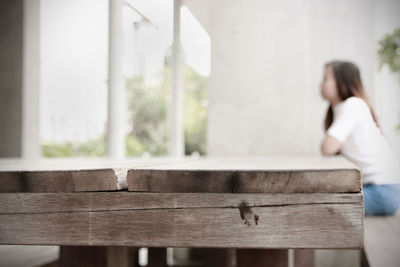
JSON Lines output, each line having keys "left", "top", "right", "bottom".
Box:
{"left": 0, "top": 202, "right": 359, "bottom": 215}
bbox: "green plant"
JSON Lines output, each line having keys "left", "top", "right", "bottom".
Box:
{"left": 378, "top": 27, "right": 400, "bottom": 78}
{"left": 378, "top": 27, "right": 400, "bottom": 132}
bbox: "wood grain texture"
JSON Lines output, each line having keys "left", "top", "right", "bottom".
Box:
{"left": 0, "top": 192, "right": 362, "bottom": 214}
{"left": 0, "top": 169, "right": 119, "bottom": 192}
{"left": 0, "top": 193, "right": 363, "bottom": 249}
{"left": 363, "top": 212, "right": 400, "bottom": 267}
{"left": 0, "top": 156, "right": 360, "bottom": 193}
{"left": 0, "top": 157, "right": 193, "bottom": 192}
{"left": 127, "top": 157, "right": 361, "bottom": 193}
{"left": 128, "top": 169, "right": 361, "bottom": 193}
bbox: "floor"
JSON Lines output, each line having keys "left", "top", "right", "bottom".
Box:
{"left": 0, "top": 245, "right": 59, "bottom": 267}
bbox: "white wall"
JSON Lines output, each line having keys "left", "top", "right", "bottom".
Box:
{"left": 185, "top": 0, "right": 400, "bottom": 157}
{"left": 373, "top": 0, "right": 400, "bottom": 157}
{"left": 208, "top": 0, "right": 311, "bottom": 156}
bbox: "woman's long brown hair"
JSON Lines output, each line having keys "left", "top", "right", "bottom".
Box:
{"left": 324, "top": 61, "right": 379, "bottom": 131}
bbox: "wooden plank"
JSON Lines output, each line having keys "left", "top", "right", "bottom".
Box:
{"left": 128, "top": 169, "right": 360, "bottom": 193}
{"left": 0, "top": 192, "right": 362, "bottom": 214}
{"left": 0, "top": 196, "right": 363, "bottom": 248}
{"left": 127, "top": 157, "right": 361, "bottom": 193}
{"left": 363, "top": 212, "right": 400, "bottom": 267}
{"left": 0, "top": 169, "right": 119, "bottom": 192}
{"left": 0, "top": 157, "right": 193, "bottom": 192}
{"left": 0, "top": 156, "right": 360, "bottom": 193}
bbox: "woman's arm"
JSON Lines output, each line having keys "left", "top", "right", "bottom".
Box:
{"left": 321, "top": 135, "right": 342, "bottom": 156}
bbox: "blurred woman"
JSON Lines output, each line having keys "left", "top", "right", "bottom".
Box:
{"left": 320, "top": 60, "right": 400, "bottom": 216}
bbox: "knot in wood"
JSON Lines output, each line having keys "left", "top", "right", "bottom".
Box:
{"left": 239, "top": 201, "right": 259, "bottom": 226}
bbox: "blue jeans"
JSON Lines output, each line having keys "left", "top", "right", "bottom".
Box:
{"left": 363, "top": 183, "right": 400, "bottom": 216}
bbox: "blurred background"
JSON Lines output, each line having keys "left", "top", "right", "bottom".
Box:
{"left": 0, "top": 0, "right": 400, "bottom": 266}
{"left": 1, "top": 0, "right": 399, "bottom": 161}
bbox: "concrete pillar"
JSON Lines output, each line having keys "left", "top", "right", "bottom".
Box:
{"left": 0, "top": 0, "right": 41, "bottom": 158}
{"left": 169, "top": 0, "right": 184, "bottom": 157}
{"left": 107, "top": 0, "right": 125, "bottom": 158}
{"left": 0, "top": 0, "right": 23, "bottom": 157}
{"left": 22, "top": 0, "right": 41, "bottom": 159}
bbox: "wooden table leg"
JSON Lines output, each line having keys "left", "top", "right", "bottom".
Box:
{"left": 59, "top": 246, "right": 107, "bottom": 267}
{"left": 107, "top": 247, "right": 139, "bottom": 267}
{"left": 59, "top": 246, "right": 138, "bottom": 267}
{"left": 148, "top": 248, "right": 167, "bottom": 267}
{"left": 237, "top": 249, "right": 288, "bottom": 267}
{"left": 203, "top": 248, "right": 235, "bottom": 267}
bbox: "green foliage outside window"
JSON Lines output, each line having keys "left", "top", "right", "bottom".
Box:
{"left": 125, "top": 60, "right": 208, "bottom": 157}
{"left": 125, "top": 73, "right": 169, "bottom": 157}
{"left": 42, "top": 59, "right": 208, "bottom": 157}
{"left": 184, "top": 66, "right": 208, "bottom": 155}
{"left": 42, "top": 134, "right": 106, "bottom": 157}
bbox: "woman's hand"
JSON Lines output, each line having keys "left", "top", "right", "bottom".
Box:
{"left": 321, "top": 135, "right": 342, "bottom": 156}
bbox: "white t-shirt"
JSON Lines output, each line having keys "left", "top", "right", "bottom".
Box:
{"left": 327, "top": 96, "right": 399, "bottom": 184}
